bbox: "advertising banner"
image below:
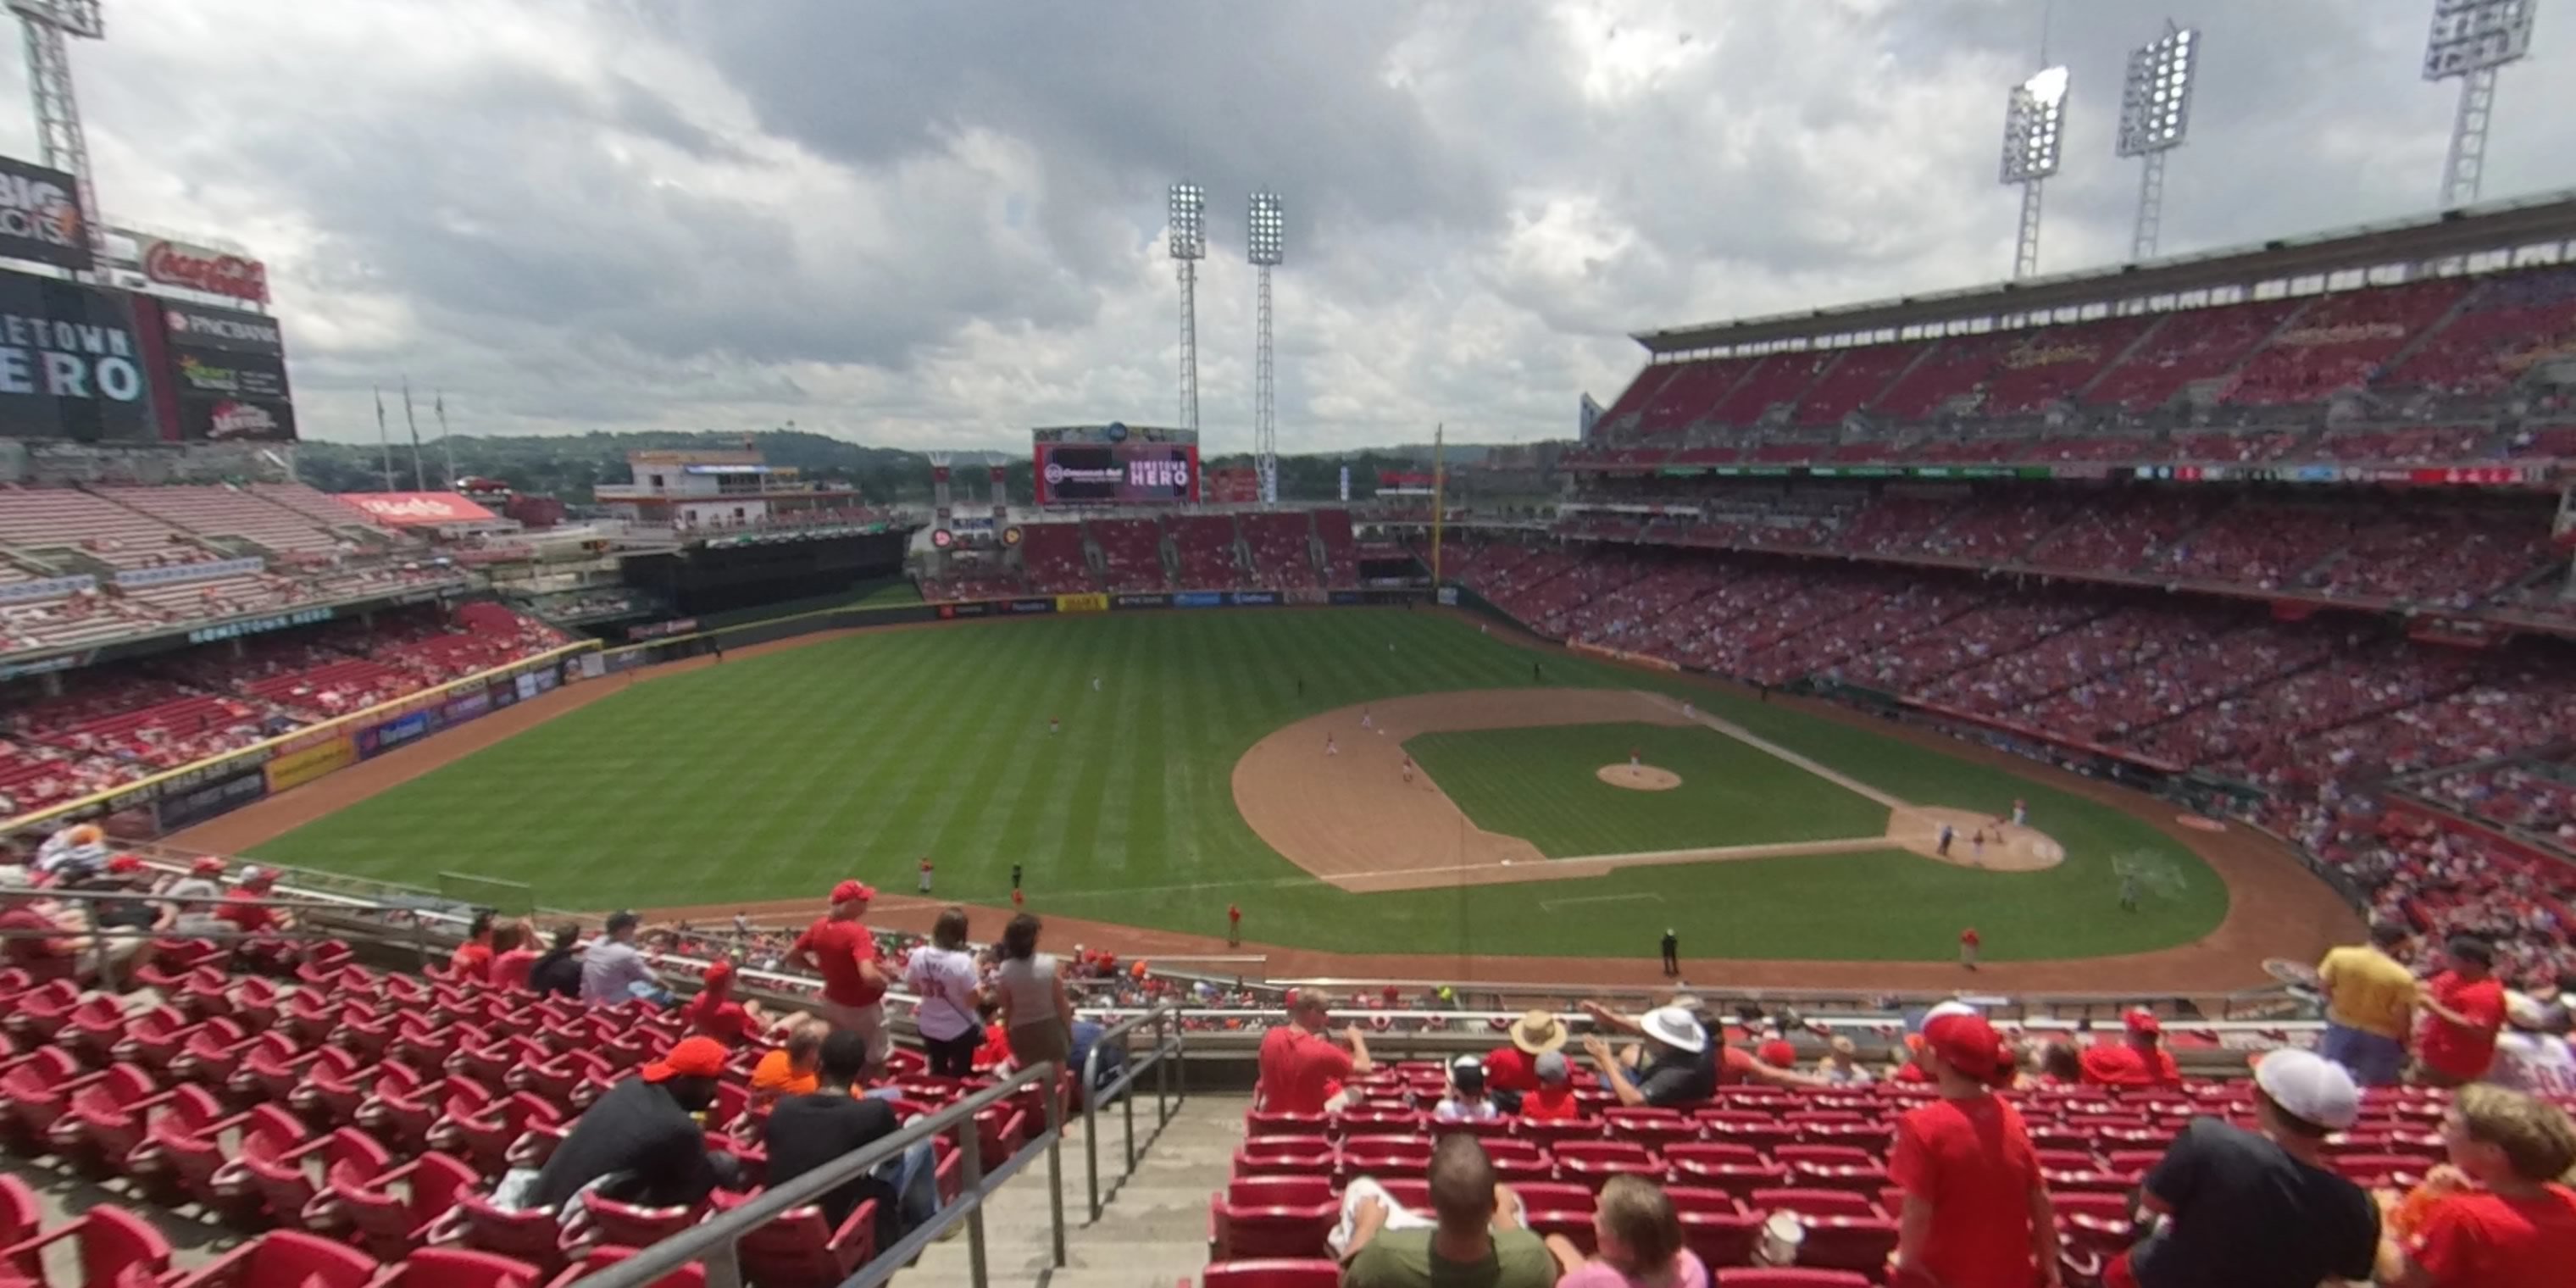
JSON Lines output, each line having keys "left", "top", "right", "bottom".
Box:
{"left": 1172, "top": 591, "right": 1223, "bottom": 608}
{"left": 149, "top": 297, "right": 295, "bottom": 441}
{"left": 1111, "top": 592, "right": 1169, "bottom": 609}
{"left": 136, "top": 236, "right": 269, "bottom": 304}
{"left": 529, "top": 666, "right": 558, "bottom": 694}
{"left": 1006, "top": 598, "right": 1054, "bottom": 614}
{"left": 264, "top": 736, "right": 357, "bottom": 793}
{"left": 0, "top": 157, "right": 92, "bottom": 271}
{"left": 578, "top": 652, "right": 605, "bottom": 680}
{"left": 487, "top": 675, "right": 519, "bottom": 708}
{"left": 514, "top": 673, "right": 538, "bottom": 702}
{"left": 1228, "top": 591, "right": 1281, "bottom": 607}
{"left": 153, "top": 767, "right": 268, "bottom": 832}
{"left": 358, "top": 710, "right": 434, "bottom": 759}
{"left": 0, "top": 268, "right": 157, "bottom": 441}
{"left": 1054, "top": 592, "right": 1108, "bottom": 613}
{"left": 441, "top": 687, "right": 492, "bottom": 724}
{"left": 0, "top": 574, "right": 93, "bottom": 603}
{"left": 628, "top": 617, "right": 700, "bottom": 641}
{"left": 1330, "top": 590, "right": 1365, "bottom": 605}
{"left": 1031, "top": 441, "right": 1200, "bottom": 505}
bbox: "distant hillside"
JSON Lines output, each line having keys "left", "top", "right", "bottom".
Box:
{"left": 290, "top": 430, "right": 1543, "bottom": 506}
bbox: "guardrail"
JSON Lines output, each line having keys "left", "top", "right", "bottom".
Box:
{"left": 5, "top": 886, "right": 446, "bottom": 982}
{"left": 1083, "top": 1002, "right": 1186, "bottom": 1223}
{"left": 570, "top": 1060, "right": 1067, "bottom": 1288}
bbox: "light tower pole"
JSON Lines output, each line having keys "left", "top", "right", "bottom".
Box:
{"left": 1999, "top": 64, "right": 2069, "bottom": 279}
{"left": 1246, "top": 190, "right": 1284, "bottom": 505}
{"left": 2117, "top": 22, "right": 2198, "bottom": 262}
{"left": 1168, "top": 182, "right": 1206, "bottom": 436}
{"left": 2423, "top": 0, "right": 2539, "bottom": 208}
{"left": 8, "top": 0, "right": 106, "bottom": 264}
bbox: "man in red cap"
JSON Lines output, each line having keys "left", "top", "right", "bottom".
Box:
{"left": 1890, "top": 1003, "right": 2059, "bottom": 1288}
{"left": 680, "top": 958, "right": 791, "bottom": 1046}
{"left": 217, "top": 866, "right": 298, "bottom": 969}
{"left": 2081, "top": 1009, "right": 2182, "bottom": 1088}
{"left": 1959, "top": 926, "right": 1980, "bottom": 970}
{"left": 787, "top": 880, "right": 891, "bottom": 1065}
{"left": 528, "top": 1034, "right": 743, "bottom": 1209}
{"left": 1257, "top": 989, "right": 1374, "bottom": 1114}
{"left": 1227, "top": 902, "right": 1241, "bottom": 947}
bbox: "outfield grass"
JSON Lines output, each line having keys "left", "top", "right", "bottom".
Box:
{"left": 1405, "top": 723, "right": 1888, "bottom": 857}
{"left": 250, "top": 608, "right": 2230, "bottom": 961}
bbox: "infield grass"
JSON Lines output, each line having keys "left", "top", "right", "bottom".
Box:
{"left": 250, "top": 608, "right": 2230, "bottom": 961}
{"left": 1405, "top": 723, "right": 1887, "bottom": 857}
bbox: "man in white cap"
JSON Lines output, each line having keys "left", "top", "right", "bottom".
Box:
{"left": 1579, "top": 997, "right": 1823, "bottom": 1102}
{"left": 2113, "top": 1048, "right": 2379, "bottom": 1288}
{"left": 1579, "top": 1004, "right": 1713, "bottom": 1107}
{"left": 2484, "top": 991, "right": 2575, "bottom": 1096}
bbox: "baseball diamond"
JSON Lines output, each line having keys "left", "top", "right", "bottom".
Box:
{"left": 168, "top": 606, "right": 2356, "bottom": 985}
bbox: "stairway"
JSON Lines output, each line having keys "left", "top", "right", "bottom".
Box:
{"left": 906, "top": 1092, "right": 1247, "bottom": 1287}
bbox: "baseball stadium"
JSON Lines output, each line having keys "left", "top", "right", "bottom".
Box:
{"left": 8, "top": 6, "right": 2576, "bottom": 1288}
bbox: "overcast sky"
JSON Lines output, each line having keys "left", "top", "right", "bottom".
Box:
{"left": 11, "top": 0, "right": 2573, "bottom": 453}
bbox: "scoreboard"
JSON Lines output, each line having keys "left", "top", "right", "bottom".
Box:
{"left": 1030, "top": 423, "right": 1200, "bottom": 506}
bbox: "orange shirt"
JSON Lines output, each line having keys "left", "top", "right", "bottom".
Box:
{"left": 749, "top": 1049, "right": 819, "bottom": 1102}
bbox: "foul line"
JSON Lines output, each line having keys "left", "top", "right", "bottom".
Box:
{"left": 1640, "top": 691, "right": 1912, "bottom": 811}
{"left": 1539, "top": 891, "right": 1657, "bottom": 912}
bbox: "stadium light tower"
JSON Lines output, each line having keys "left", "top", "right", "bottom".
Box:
{"left": 2423, "top": 0, "right": 2540, "bottom": 208}
{"left": 1999, "top": 64, "right": 2069, "bottom": 279}
{"left": 1169, "top": 182, "right": 1207, "bottom": 436}
{"left": 1247, "top": 190, "right": 1284, "bottom": 505}
{"left": 9, "top": 0, "right": 105, "bottom": 263}
{"left": 2116, "top": 22, "right": 2197, "bottom": 262}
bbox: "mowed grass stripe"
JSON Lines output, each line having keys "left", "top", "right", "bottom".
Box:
{"left": 250, "top": 609, "right": 2232, "bottom": 960}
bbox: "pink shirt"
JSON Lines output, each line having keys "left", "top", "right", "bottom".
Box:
{"left": 1558, "top": 1251, "right": 1709, "bottom": 1288}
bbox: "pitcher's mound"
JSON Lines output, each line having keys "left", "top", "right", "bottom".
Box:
{"left": 1598, "top": 764, "right": 1681, "bottom": 791}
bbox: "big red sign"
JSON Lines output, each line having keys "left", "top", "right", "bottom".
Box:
{"left": 0, "top": 156, "right": 90, "bottom": 272}
{"left": 141, "top": 238, "right": 269, "bottom": 305}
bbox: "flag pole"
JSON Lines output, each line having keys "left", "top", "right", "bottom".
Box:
{"left": 401, "top": 379, "right": 425, "bottom": 491}
{"left": 374, "top": 388, "right": 395, "bottom": 491}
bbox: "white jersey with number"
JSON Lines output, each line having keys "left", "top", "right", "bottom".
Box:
{"left": 2489, "top": 1032, "right": 2576, "bottom": 1096}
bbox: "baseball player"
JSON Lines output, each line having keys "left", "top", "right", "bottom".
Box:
{"left": 917, "top": 857, "right": 934, "bottom": 894}
{"left": 1936, "top": 823, "right": 1955, "bottom": 857}
{"left": 1326, "top": 734, "right": 1339, "bottom": 757}
{"left": 1629, "top": 746, "right": 1641, "bottom": 770}
{"left": 1048, "top": 715, "right": 1060, "bottom": 735}
{"left": 1959, "top": 927, "right": 1980, "bottom": 970}
{"left": 1360, "top": 707, "right": 1373, "bottom": 730}
{"left": 1091, "top": 675, "right": 1102, "bottom": 691}
{"left": 2120, "top": 871, "right": 2141, "bottom": 912}
{"left": 1401, "top": 756, "right": 1415, "bottom": 785}
{"left": 2011, "top": 798, "right": 2028, "bottom": 829}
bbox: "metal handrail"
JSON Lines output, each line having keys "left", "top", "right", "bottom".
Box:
{"left": 570, "top": 1060, "right": 1067, "bottom": 1288}
{"left": 1081, "top": 1001, "right": 1187, "bottom": 1222}
{"left": 11, "top": 885, "right": 454, "bottom": 977}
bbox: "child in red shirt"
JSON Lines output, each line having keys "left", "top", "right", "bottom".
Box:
{"left": 2415, "top": 935, "right": 2506, "bottom": 1088}
{"left": 1889, "top": 1004, "right": 2057, "bottom": 1288}
{"left": 2384, "top": 1084, "right": 2576, "bottom": 1288}
{"left": 1518, "top": 1051, "right": 1582, "bottom": 1122}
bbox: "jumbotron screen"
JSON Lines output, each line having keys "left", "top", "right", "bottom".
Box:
{"left": 1033, "top": 441, "right": 1201, "bottom": 505}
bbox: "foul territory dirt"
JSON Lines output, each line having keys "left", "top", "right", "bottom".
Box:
{"left": 166, "top": 608, "right": 2357, "bottom": 992}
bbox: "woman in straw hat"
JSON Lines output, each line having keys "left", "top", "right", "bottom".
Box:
{"left": 1481, "top": 1008, "right": 1567, "bottom": 1113}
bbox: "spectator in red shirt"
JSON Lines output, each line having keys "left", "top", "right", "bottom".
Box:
{"left": 2081, "top": 1010, "right": 2183, "bottom": 1089}
{"left": 2415, "top": 935, "right": 2507, "bottom": 1089}
{"left": 1960, "top": 926, "right": 1980, "bottom": 969}
{"left": 786, "top": 880, "right": 891, "bottom": 1065}
{"left": 679, "top": 959, "right": 784, "bottom": 1046}
{"left": 218, "top": 867, "right": 297, "bottom": 969}
{"left": 2377, "top": 1084, "right": 2576, "bottom": 1288}
{"left": 448, "top": 910, "right": 497, "bottom": 981}
{"left": 1518, "top": 1051, "right": 1581, "bottom": 1122}
{"left": 1890, "top": 1005, "right": 2058, "bottom": 1288}
{"left": 488, "top": 920, "right": 541, "bottom": 992}
{"left": 1482, "top": 1009, "right": 1566, "bottom": 1112}
{"left": 1256, "top": 990, "right": 1374, "bottom": 1114}
{"left": 0, "top": 886, "right": 78, "bottom": 983}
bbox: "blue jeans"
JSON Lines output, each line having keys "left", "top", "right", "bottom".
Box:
{"left": 870, "top": 1141, "right": 941, "bottom": 1241}
{"left": 2321, "top": 1023, "right": 2405, "bottom": 1087}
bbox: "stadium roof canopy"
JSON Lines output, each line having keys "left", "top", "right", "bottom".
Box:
{"left": 1633, "top": 187, "right": 2576, "bottom": 357}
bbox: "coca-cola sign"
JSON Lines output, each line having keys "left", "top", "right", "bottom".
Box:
{"left": 141, "top": 238, "right": 268, "bottom": 304}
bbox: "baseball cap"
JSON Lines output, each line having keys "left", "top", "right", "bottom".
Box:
{"left": 1641, "top": 1006, "right": 1707, "bottom": 1054}
{"left": 1448, "top": 1055, "right": 1486, "bottom": 1094}
{"left": 191, "top": 856, "right": 227, "bottom": 876}
{"left": 106, "top": 854, "right": 144, "bottom": 874}
{"left": 830, "top": 880, "right": 875, "bottom": 905}
{"left": 2252, "top": 1048, "right": 2360, "bottom": 1131}
{"left": 1534, "top": 1050, "right": 1571, "bottom": 1084}
{"left": 702, "top": 958, "right": 736, "bottom": 989}
{"left": 239, "top": 866, "right": 277, "bottom": 888}
{"left": 2123, "top": 1008, "right": 2162, "bottom": 1037}
{"left": 640, "top": 1035, "right": 729, "bottom": 1085}
{"left": 1923, "top": 1011, "right": 2012, "bottom": 1085}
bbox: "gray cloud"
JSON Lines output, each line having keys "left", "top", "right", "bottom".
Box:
{"left": 0, "top": 0, "right": 2562, "bottom": 452}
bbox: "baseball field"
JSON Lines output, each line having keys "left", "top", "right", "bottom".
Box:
{"left": 200, "top": 606, "right": 2342, "bottom": 977}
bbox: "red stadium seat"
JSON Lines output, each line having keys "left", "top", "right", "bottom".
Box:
{"left": 1200, "top": 1258, "right": 1343, "bottom": 1288}
{"left": 709, "top": 1191, "right": 877, "bottom": 1288}
{"left": 169, "top": 1230, "right": 379, "bottom": 1288}
{"left": 367, "top": 1247, "right": 544, "bottom": 1288}
{"left": 1209, "top": 1199, "right": 1336, "bottom": 1261}
{"left": 542, "top": 1247, "right": 705, "bottom": 1288}
{"left": 1713, "top": 1271, "right": 1874, "bottom": 1287}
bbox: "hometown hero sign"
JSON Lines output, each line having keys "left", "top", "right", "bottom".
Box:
{"left": 0, "top": 267, "right": 155, "bottom": 441}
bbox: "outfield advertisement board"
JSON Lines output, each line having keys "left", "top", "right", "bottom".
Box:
{"left": 153, "top": 767, "right": 269, "bottom": 832}
{"left": 264, "top": 736, "right": 357, "bottom": 793}
{"left": 0, "top": 269, "right": 158, "bottom": 441}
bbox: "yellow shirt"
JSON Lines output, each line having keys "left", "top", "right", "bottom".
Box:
{"left": 2318, "top": 946, "right": 2418, "bottom": 1040}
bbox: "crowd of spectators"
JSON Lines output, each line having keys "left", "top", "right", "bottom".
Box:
{"left": 0, "top": 604, "right": 568, "bottom": 818}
